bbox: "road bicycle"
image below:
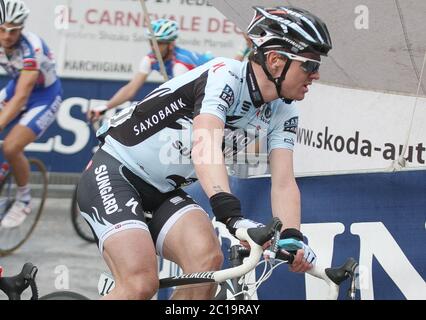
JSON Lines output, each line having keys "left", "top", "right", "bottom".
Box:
{"left": 0, "top": 218, "right": 358, "bottom": 300}
{"left": 97, "top": 218, "right": 358, "bottom": 300}
{"left": 0, "top": 142, "right": 49, "bottom": 256}
{"left": 98, "top": 238, "right": 358, "bottom": 300}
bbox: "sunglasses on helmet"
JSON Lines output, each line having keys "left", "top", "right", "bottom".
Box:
{"left": 274, "top": 51, "right": 321, "bottom": 74}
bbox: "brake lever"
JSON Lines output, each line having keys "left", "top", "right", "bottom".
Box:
{"left": 264, "top": 229, "right": 281, "bottom": 265}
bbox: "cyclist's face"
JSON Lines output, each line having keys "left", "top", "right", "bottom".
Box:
{"left": 149, "top": 40, "right": 173, "bottom": 60}
{"left": 280, "top": 53, "right": 321, "bottom": 101}
{"left": 0, "top": 23, "right": 23, "bottom": 49}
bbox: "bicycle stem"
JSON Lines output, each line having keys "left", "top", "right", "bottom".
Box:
{"left": 213, "top": 228, "right": 264, "bottom": 283}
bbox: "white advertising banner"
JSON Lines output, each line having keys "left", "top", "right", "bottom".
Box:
{"left": 24, "top": 0, "right": 244, "bottom": 81}
{"left": 294, "top": 84, "right": 426, "bottom": 176}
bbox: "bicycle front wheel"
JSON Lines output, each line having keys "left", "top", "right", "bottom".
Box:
{"left": 71, "top": 184, "right": 96, "bottom": 243}
{"left": 0, "top": 158, "right": 48, "bottom": 256}
{"left": 39, "top": 291, "right": 90, "bottom": 300}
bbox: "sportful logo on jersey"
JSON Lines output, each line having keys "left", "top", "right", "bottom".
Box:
{"left": 220, "top": 85, "right": 235, "bottom": 107}
{"left": 169, "top": 196, "right": 185, "bottom": 205}
{"left": 284, "top": 116, "right": 298, "bottom": 134}
{"left": 133, "top": 98, "right": 187, "bottom": 136}
{"left": 241, "top": 101, "right": 252, "bottom": 114}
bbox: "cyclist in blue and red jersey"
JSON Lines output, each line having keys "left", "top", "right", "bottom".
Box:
{"left": 0, "top": 0, "right": 62, "bottom": 228}
{"left": 88, "top": 18, "right": 213, "bottom": 121}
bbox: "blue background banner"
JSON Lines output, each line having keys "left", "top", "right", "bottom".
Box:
{"left": 183, "top": 171, "right": 426, "bottom": 300}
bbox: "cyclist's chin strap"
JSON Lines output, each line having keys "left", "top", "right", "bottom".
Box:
{"left": 257, "top": 48, "right": 293, "bottom": 103}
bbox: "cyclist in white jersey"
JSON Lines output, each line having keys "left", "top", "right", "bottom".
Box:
{"left": 0, "top": 0, "right": 62, "bottom": 228}
{"left": 88, "top": 18, "right": 213, "bottom": 122}
{"left": 77, "top": 6, "right": 332, "bottom": 300}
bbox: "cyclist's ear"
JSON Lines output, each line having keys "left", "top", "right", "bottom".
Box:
{"left": 266, "top": 51, "right": 286, "bottom": 70}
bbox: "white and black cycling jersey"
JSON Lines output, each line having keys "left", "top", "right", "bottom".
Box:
{"left": 97, "top": 57, "right": 299, "bottom": 193}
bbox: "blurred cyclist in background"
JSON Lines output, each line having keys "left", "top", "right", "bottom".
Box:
{"left": 234, "top": 33, "right": 253, "bottom": 62}
{"left": 88, "top": 18, "right": 213, "bottom": 122}
{"left": 0, "top": 0, "right": 62, "bottom": 228}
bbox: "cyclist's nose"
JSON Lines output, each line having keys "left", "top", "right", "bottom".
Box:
{"left": 310, "top": 71, "right": 320, "bottom": 81}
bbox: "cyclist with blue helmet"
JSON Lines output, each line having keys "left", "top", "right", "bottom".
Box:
{"left": 0, "top": 0, "right": 62, "bottom": 228}
{"left": 88, "top": 18, "right": 213, "bottom": 121}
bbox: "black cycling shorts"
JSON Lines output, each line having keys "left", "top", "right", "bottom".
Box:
{"left": 77, "top": 149, "right": 206, "bottom": 255}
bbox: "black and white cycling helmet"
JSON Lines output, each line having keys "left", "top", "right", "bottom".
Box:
{"left": 247, "top": 6, "right": 332, "bottom": 56}
{"left": 3, "top": 0, "right": 29, "bottom": 25}
{"left": 246, "top": 6, "right": 332, "bottom": 100}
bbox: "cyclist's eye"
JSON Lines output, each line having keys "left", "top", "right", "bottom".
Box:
{"left": 300, "top": 61, "right": 320, "bottom": 74}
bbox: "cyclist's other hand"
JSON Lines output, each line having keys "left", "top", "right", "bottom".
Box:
{"left": 280, "top": 228, "right": 317, "bottom": 273}
{"left": 87, "top": 104, "right": 108, "bottom": 122}
{"left": 225, "top": 217, "right": 264, "bottom": 237}
{"left": 288, "top": 242, "right": 317, "bottom": 273}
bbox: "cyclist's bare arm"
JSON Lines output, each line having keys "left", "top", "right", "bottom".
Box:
{"left": 192, "top": 113, "right": 231, "bottom": 197}
{"left": 106, "top": 72, "right": 148, "bottom": 110}
{"left": 0, "top": 70, "right": 39, "bottom": 130}
{"left": 269, "top": 148, "right": 301, "bottom": 230}
{"left": 269, "top": 148, "right": 313, "bottom": 272}
{"left": 88, "top": 72, "right": 148, "bottom": 122}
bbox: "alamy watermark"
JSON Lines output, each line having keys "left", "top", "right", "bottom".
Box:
{"left": 354, "top": 5, "right": 369, "bottom": 29}
{"left": 54, "top": 5, "right": 70, "bottom": 30}
{"left": 54, "top": 264, "right": 70, "bottom": 290}
{"left": 157, "top": 127, "right": 270, "bottom": 175}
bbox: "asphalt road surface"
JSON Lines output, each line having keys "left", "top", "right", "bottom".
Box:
{"left": 0, "top": 197, "right": 106, "bottom": 300}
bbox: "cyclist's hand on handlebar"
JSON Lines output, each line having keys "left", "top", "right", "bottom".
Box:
{"left": 280, "top": 228, "right": 317, "bottom": 273}
{"left": 287, "top": 242, "right": 317, "bottom": 273}
{"left": 226, "top": 217, "right": 266, "bottom": 248}
{"left": 87, "top": 104, "right": 108, "bottom": 122}
{"left": 226, "top": 217, "right": 264, "bottom": 237}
